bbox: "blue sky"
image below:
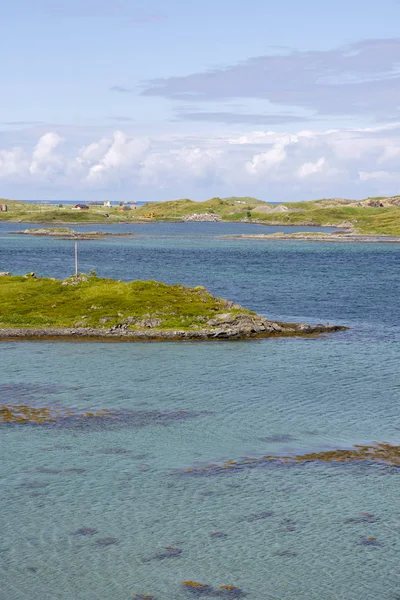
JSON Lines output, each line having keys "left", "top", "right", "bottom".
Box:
{"left": 1, "top": 0, "right": 400, "bottom": 201}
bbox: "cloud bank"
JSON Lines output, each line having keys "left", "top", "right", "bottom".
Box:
{"left": 1, "top": 124, "right": 400, "bottom": 200}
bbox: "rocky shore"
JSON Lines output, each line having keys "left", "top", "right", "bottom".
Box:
{"left": 0, "top": 313, "right": 346, "bottom": 342}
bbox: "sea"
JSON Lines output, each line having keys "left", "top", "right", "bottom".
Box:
{"left": 0, "top": 221, "right": 399, "bottom": 600}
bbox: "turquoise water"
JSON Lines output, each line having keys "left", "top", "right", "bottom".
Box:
{"left": 0, "top": 223, "right": 399, "bottom": 599}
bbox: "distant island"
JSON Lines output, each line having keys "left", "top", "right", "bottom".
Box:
{"left": 0, "top": 274, "right": 346, "bottom": 341}
{"left": 0, "top": 195, "right": 400, "bottom": 236}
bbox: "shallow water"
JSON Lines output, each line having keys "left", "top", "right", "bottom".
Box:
{"left": 0, "top": 223, "right": 399, "bottom": 599}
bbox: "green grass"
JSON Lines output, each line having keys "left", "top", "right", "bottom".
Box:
{"left": 0, "top": 275, "right": 252, "bottom": 330}
{"left": 249, "top": 204, "right": 400, "bottom": 234}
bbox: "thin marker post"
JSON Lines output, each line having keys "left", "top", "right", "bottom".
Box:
{"left": 75, "top": 242, "right": 78, "bottom": 277}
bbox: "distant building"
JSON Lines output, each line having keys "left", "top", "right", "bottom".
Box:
{"left": 72, "top": 204, "right": 89, "bottom": 210}
{"left": 103, "top": 200, "right": 111, "bottom": 207}
{"left": 0, "top": 204, "right": 7, "bottom": 212}
{"left": 119, "top": 205, "right": 131, "bottom": 211}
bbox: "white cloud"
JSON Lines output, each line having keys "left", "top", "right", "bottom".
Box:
{"left": 1, "top": 123, "right": 400, "bottom": 200}
{"left": 86, "top": 131, "right": 149, "bottom": 184}
{"left": 246, "top": 144, "right": 287, "bottom": 175}
{"left": 140, "top": 147, "right": 223, "bottom": 187}
{"left": 0, "top": 147, "right": 26, "bottom": 178}
{"left": 29, "top": 132, "right": 64, "bottom": 178}
{"left": 297, "top": 157, "right": 326, "bottom": 178}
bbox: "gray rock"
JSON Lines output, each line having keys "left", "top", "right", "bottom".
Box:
{"left": 182, "top": 213, "right": 222, "bottom": 222}
{"left": 136, "top": 318, "right": 163, "bottom": 328}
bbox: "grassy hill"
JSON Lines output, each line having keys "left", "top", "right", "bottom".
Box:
{"left": 0, "top": 275, "right": 251, "bottom": 330}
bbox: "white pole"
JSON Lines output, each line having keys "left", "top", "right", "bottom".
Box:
{"left": 75, "top": 242, "right": 78, "bottom": 277}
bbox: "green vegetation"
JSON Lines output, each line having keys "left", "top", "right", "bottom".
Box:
{"left": 250, "top": 202, "right": 400, "bottom": 235}
{"left": 0, "top": 275, "right": 251, "bottom": 330}
{"left": 2, "top": 195, "right": 400, "bottom": 235}
{"left": 0, "top": 197, "right": 260, "bottom": 223}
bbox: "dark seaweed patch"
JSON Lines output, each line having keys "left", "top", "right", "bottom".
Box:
{"left": 244, "top": 510, "right": 274, "bottom": 522}
{"left": 30, "top": 467, "right": 86, "bottom": 475}
{"left": 95, "top": 537, "right": 119, "bottom": 547}
{"left": 210, "top": 532, "right": 228, "bottom": 538}
{"left": 32, "top": 467, "right": 62, "bottom": 474}
{"left": 182, "top": 582, "right": 214, "bottom": 595}
{"left": 179, "top": 443, "right": 400, "bottom": 478}
{"left": 64, "top": 468, "right": 86, "bottom": 474}
{"left": 359, "top": 536, "right": 381, "bottom": 547}
{"left": 72, "top": 527, "right": 98, "bottom": 536}
{"left": 279, "top": 519, "right": 297, "bottom": 532}
{"left": 19, "top": 481, "right": 49, "bottom": 489}
{"left": 1, "top": 403, "right": 210, "bottom": 431}
{"left": 261, "top": 434, "right": 297, "bottom": 443}
{"left": 181, "top": 584, "right": 245, "bottom": 597}
{"left": 215, "top": 587, "right": 245, "bottom": 597}
{"left": 345, "top": 512, "right": 379, "bottom": 524}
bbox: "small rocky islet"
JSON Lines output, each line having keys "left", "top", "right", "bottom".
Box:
{"left": 9, "top": 227, "right": 135, "bottom": 239}
{"left": 0, "top": 273, "right": 346, "bottom": 341}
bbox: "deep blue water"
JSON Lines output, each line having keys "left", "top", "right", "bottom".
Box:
{"left": 0, "top": 222, "right": 399, "bottom": 600}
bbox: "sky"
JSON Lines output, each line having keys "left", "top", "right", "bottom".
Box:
{"left": 1, "top": 0, "right": 400, "bottom": 202}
